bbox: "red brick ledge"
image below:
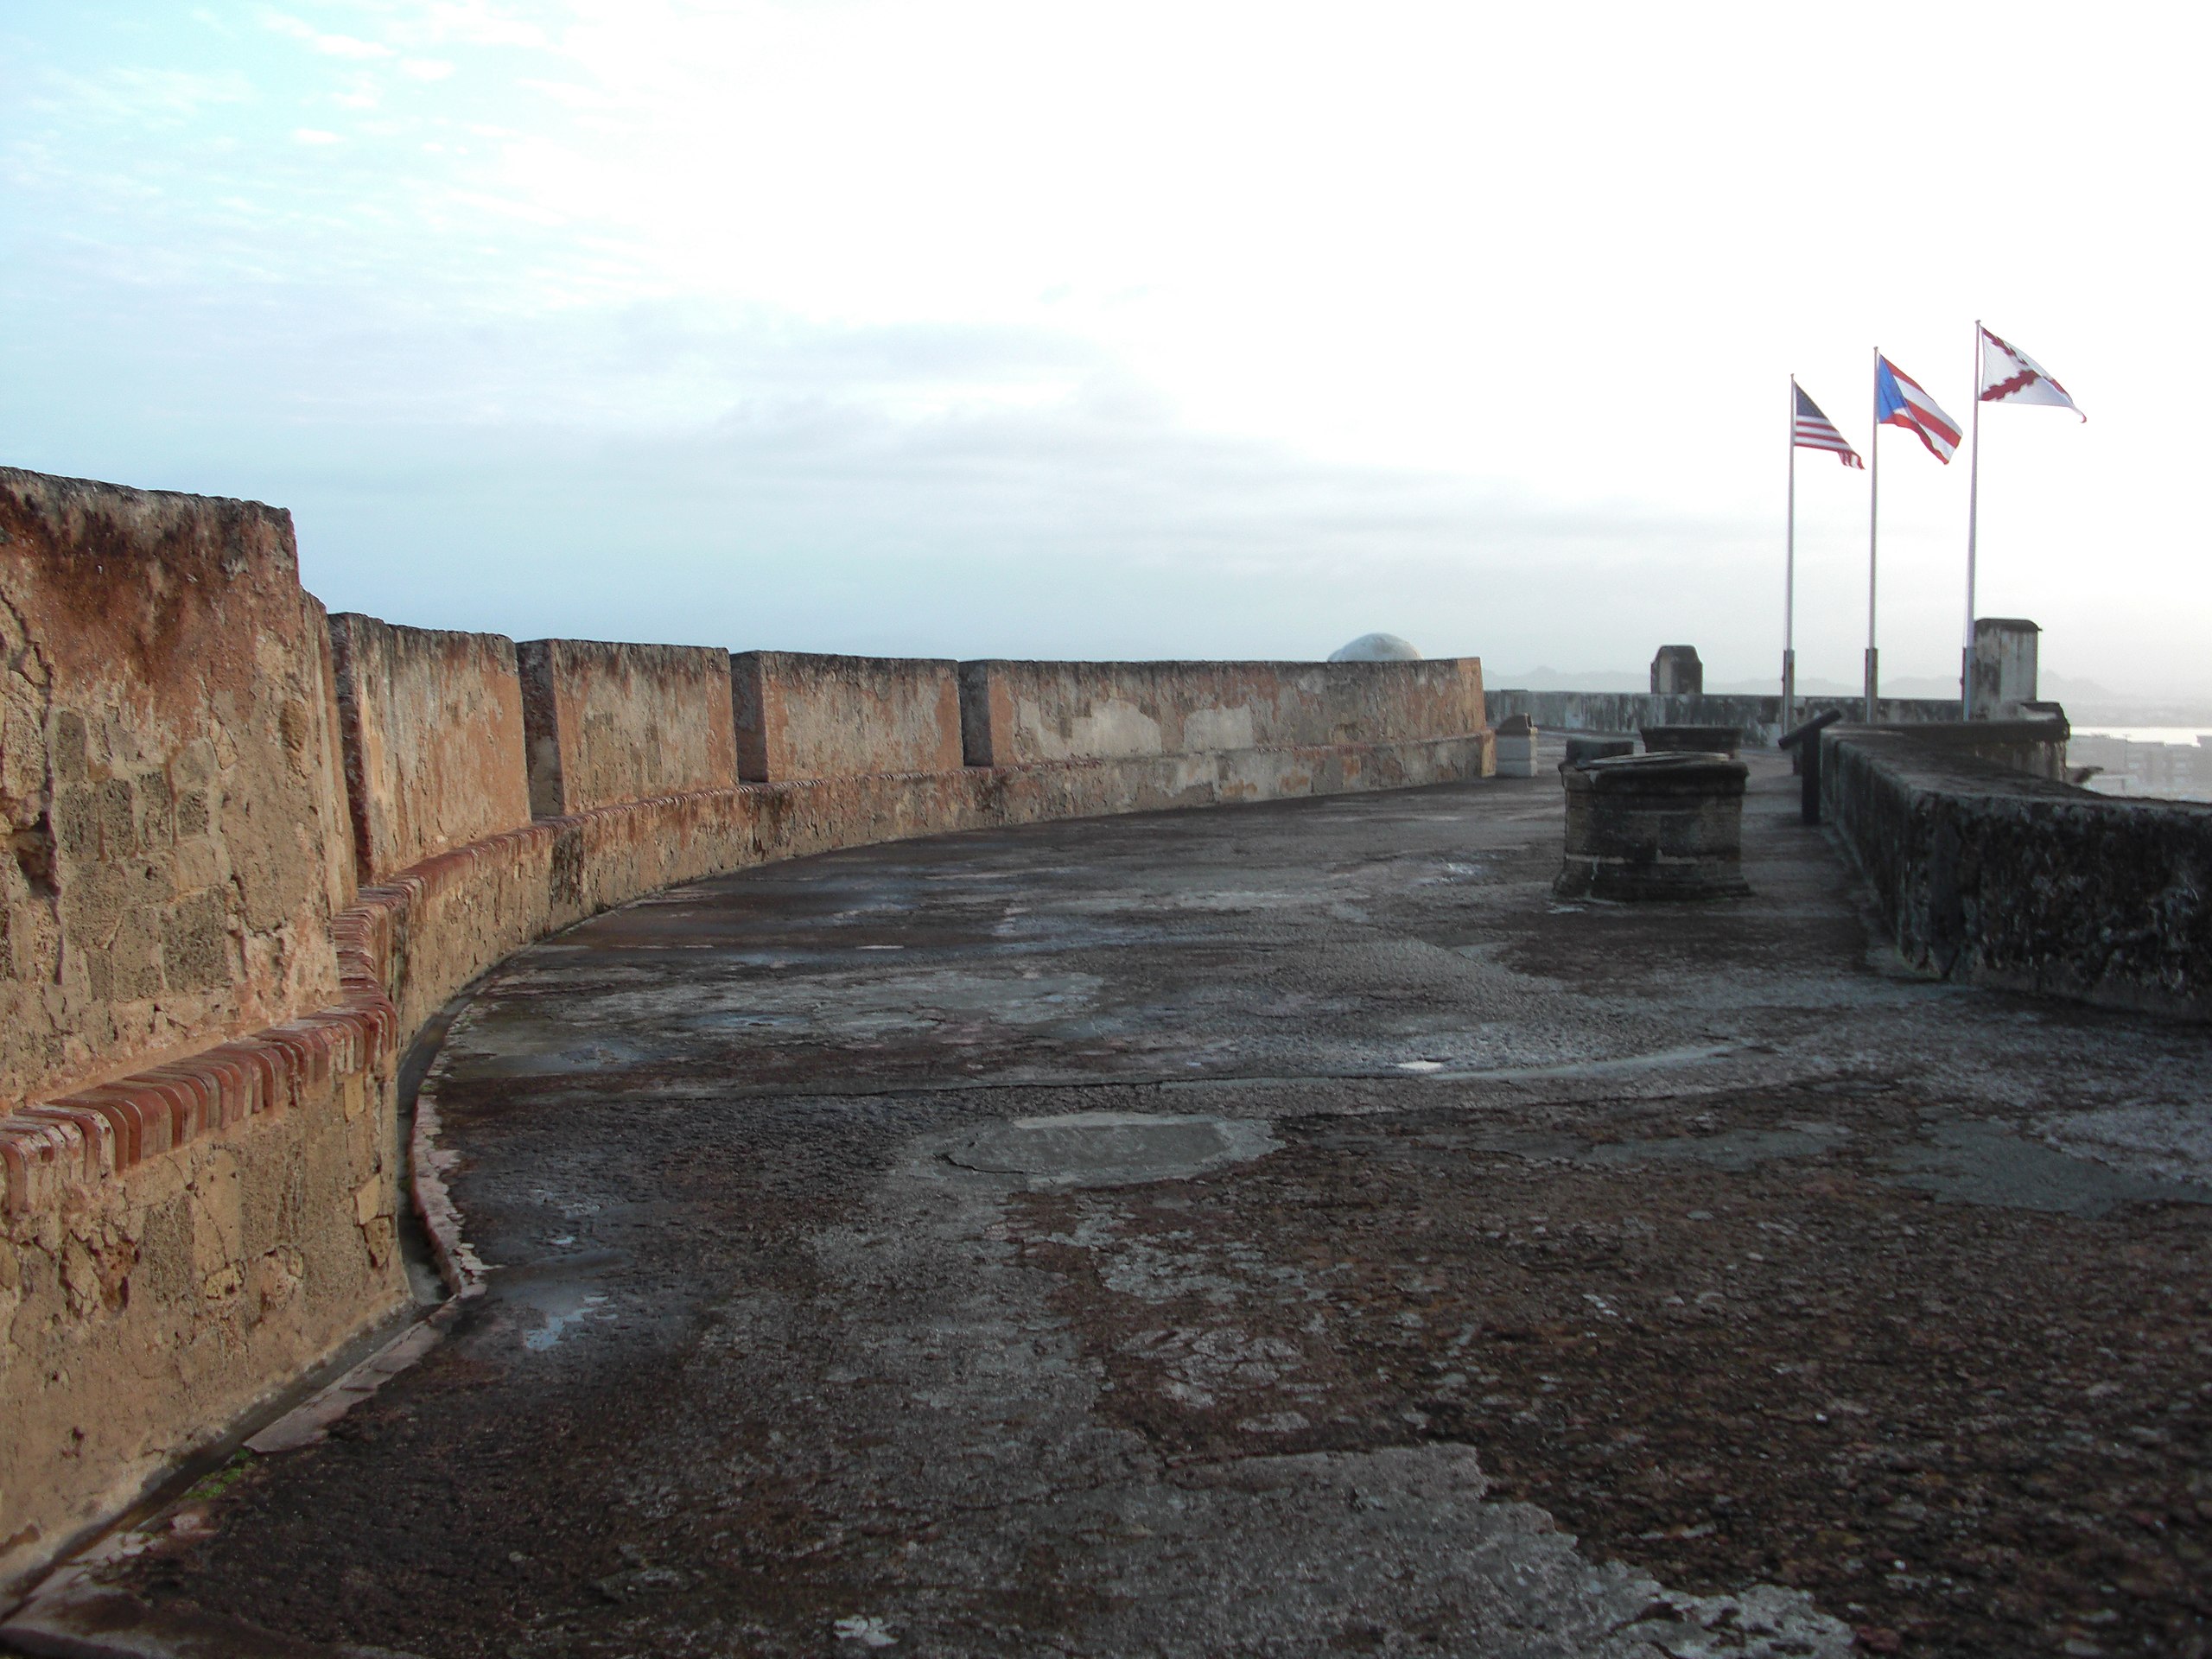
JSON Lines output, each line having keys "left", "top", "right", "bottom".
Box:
{"left": 0, "top": 967, "right": 397, "bottom": 1223}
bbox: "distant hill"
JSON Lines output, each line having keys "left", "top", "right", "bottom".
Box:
{"left": 1490, "top": 667, "right": 1649, "bottom": 692}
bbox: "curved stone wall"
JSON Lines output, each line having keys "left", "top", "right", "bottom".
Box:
{"left": 0, "top": 469, "right": 1495, "bottom": 1594}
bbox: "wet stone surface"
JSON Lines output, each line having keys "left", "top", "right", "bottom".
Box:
{"left": 73, "top": 757, "right": 2212, "bottom": 1657}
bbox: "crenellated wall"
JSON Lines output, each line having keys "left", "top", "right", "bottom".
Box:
{"left": 0, "top": 469, "right": 1496, "bottom": 1592}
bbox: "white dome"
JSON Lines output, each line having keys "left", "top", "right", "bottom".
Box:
{"left": 1328, "top": 632, "right": 1422, "bottom": 663}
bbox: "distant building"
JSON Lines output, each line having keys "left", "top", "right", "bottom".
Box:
{"left": 1330, "top": 632, "right": 1422, "bottom": 662}
{"left": 2069, "top": 733, "right": 2212, "bottom": 803}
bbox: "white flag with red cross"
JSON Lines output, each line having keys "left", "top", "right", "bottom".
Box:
{"left": 1980, "top": 327, "right": 2084, "bottom": 419}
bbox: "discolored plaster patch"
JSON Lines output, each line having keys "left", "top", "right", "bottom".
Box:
{"left": 944, "top": 1110, "right": 1279, "bottom": 1187}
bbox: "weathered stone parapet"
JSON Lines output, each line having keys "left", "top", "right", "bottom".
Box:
{"left": 327, "top": 614, "right": 531, "bottom": 883}
{"left": 0, "top": 469, "right": 356, "bottom": 1115}
{"left": 1554, "top": 752, "right": 1751, "bottom": 901}
{"left": 0, "top": 459, "right": 1497, "bottom": 1598}
{"left": 1967, "top": 618, "right": 2039, "bottom": 719}
{"left": 731, "top": 652, "right": 963, "bottom": 783}
{"left": 516, "top": 639, "right": 739, "bottom": 816}
{"left": 0, "top": 973, "right": 404, "bottom": 1597}
{"left": 957, "top": 658, "right": 1490, "bottom": 769}
{"left": 1486, "top": 690, "right": 1962, "bottom": 750}
{"left": 1821, "top": 721, "right": 2212, "bottom": 1017}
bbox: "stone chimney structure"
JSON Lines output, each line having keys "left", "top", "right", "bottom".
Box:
{"left": 1650, "top": 645, "right": 1703, "bottom": 696}
{"left": 1967, "top": 619, "right": 2039, "bottom": 718}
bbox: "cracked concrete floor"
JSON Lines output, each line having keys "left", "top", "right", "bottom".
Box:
{"left": 35, "top": 757, "right": 2212, "bottom": 1658}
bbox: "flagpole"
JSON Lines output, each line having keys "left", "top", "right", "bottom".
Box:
{"left": 1865, "top": 347, "right": 1879, "bottom": 723}
{"left": 1962, "top": 320, "right": 1983, "bottom": 717}
{"left": 1784, "top": 376, "right": 1797, "bottom": 732}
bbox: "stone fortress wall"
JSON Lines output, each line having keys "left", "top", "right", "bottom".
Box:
{"left": 1484, "top": 690, "right": 1965, "bottom": 748}
{"left": 4, "top": 462, "right": 2203, "bottom": 1599}
{"left": 0, "top": 468, "right": 1497, "bottom": 1592}
{"left": 1820, "top": 723, "right": 2212, "bottom": 1020}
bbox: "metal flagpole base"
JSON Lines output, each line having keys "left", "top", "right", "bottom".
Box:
{"left": 1863, "top": 647, "right": 1879, "bottom": 724}
{"left": 1781, "top": 648, "right": 1796, "bottom": 734}
{"left": 1960, "top": 645, "right": 1974, "bottom": 720}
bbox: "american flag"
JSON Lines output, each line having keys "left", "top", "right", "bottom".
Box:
{"left": 1793, "top": 383, "right": 1863, "bottom": 468}
{"left": 1875, "top": 356, "right": 1962, "bottom": 463}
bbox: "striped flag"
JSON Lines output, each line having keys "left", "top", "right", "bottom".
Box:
{"left": 1980, "top": 327, "right": 2084, "bottom": 419}
{"left": 1875, "top": 357, "right": 1961, "bottom": 462}
{"left": 1793, "top": 383, "right": 1863, "bottom": 468}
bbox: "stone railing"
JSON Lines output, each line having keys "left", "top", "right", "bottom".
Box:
{"left": 1485, "top": 690, "right": 1962, "bottom": 749}
{"left": 1820, "top": 721, "right": 2211, "bottom": 1018}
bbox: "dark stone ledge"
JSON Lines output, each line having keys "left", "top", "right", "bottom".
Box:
{"left": 1821, "top": 721, "right": 2212, "bottom": 1019}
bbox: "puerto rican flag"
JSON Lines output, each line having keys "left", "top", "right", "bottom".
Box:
{"left": 1875, "top": 357, "right": 1961, "bottom": 462}
{"left": 1980, "top": 327, "right": 2084, "bottom": 419}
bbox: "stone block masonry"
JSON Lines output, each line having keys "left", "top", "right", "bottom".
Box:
{"left": 1649, "top": 645, "right": 1702, "bottom": 696}
{"left": 1485, "top": 689, "right": 1964, "bottom": 749}
{"left": 327, "top": 614, "right": 531, "bottom": 884}
{"left": 0, "top": 472, "right": 403, "bottom": 1599}
{"left": 1554, "top": 752, "right": 1750, "bottom": 901}
{"left": 0, "top": 469, "right": 355, "bottom": 1116}
{"left": 957, "top": 657, "right": 1488, "bottom": 768}
{"left": 732, "top": 651, "right": 963, "bottom": 782}
{"left": 0, "top": 467, "right": 1495, "bottom": 1595}
{"left": 516, "top": 638, "right": 740, "bottom": 816}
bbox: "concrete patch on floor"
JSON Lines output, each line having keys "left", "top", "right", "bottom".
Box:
{"left": 2033, "top": 1100, "right": 2212, "bottom": 1190}
{"left": 1882, "top": 1116, "right": 2212, "bottom": 1217}
{"left": 772, "top": 1109, "right": 1853, "bottom": 1656}
{"left": 945, "top": 1111, "right": 1279, "bottom": 1187}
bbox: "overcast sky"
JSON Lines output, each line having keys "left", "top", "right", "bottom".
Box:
{"left": 2, "top": 3, "right": 2204, "bottom": 694}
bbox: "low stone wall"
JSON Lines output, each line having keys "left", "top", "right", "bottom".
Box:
{"left": 1821, "top": 722, "right": 2212, "bottom": 1017}
{"left": 0, "top": 1025, "right": 399, "bottom": 1596}
{"left": 328, "top": 615, "right": 531, "bottom": 883}
{"left": 517, "top": 639, "right": 739, "bottom": 816}
{"left": 1485, "top": 690, "right": 1962, "bottom": 749}
{"left": 959, "top": 658, "right": 1487, "bottom": 766}
{"left": 731, "top": 652, "right": 963, "bottom": 782}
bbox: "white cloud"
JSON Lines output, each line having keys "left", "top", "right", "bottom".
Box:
{"left": 260, "top": 10, "right": 395, "bottom": 60}
{"left": 3, "top": 0, "right": 2209, "bottom": 696}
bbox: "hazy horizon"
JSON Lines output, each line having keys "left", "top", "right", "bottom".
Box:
{"left": 3, "top": 4, "right": 2204, "bottom": 697}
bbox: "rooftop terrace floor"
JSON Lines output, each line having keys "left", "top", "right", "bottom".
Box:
{"left": 53, "top": 759, "right": 2212, "bottom": 1657}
